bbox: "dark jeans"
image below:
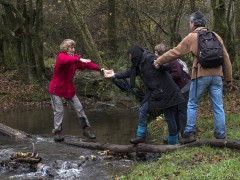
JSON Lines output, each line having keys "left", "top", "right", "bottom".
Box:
{"left": 163, "top": 106, "right": 178, "bottom": 136}
{"left": 138, "top": 102, "right": 178, "bottom": 137}
{"left": 175, "top": 90, "right": 189, "bottom": 137}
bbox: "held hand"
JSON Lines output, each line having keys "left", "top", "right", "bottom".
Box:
{"left": 104, "top": 69, "right": 115, "bottom": 78}
{"left": 80, "top": 58, "right": 91, "bottom": 63}
{"left": 153, "top": 60, "right": 161, "bottom": 69}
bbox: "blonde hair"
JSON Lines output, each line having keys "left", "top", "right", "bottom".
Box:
{"left": 154, "top": 43, "right": 170, "bottom": 56}
{"left": 60, "top": 39, "right": 76, "bottom": 52}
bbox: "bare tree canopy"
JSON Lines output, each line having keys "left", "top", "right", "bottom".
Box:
{"left": 0, "top": 0, "right": 239, "bottom": 80}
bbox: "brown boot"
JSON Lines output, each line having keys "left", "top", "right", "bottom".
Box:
{"left": 83, "top": 127, "right": 96, "bottom": 139}
{"left": 180, "top": 132, "right": 196, "bottom": 144}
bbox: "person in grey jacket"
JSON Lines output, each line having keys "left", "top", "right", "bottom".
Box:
{"left": 105, "top": 45, "right": 185, "bottom": 144}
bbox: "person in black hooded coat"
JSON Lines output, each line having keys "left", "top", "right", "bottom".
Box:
{"left": 104, "top": 45, "right": 185, "bottom": 144}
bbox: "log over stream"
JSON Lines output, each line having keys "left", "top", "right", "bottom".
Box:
{"left": 1, "top": 122, "right": 240, "bottom": 154}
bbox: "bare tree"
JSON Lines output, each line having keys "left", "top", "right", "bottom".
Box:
{"left": 0, "top": 0, "right": 45, "bottom": 82}
{"left": 211, "top": 0, "right": 235, "bottom": 63}
{"left": 64, "top": 0, "right": 102, "bottom": 64}
{"left": 236, "top": 0, "right": 240, "bottom": 56}
{"left": 189, "top": 0, "right": 197, "bottom": 13}
{"left": 108, "top": 0, "right": 117, "bottom": 57}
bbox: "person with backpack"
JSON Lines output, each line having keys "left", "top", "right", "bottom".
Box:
{"left": 153, "top": 11, "right": 234, "bottom": 144}
{"left": 105, "top": 45, "right": 185, "bottom": 145}
{"left": 154, "top": 43, "right": 191, "bottom": 140}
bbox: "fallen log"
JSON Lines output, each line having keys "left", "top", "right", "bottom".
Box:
{"left": 0, "top": 123, "right": 32, "bottom": 140}
{"left": 62, "top": 141, "right": 183, "bottom": 153}
{"left": 62, "top": 139, "right": 240, "bottom": 153}
{"left": 1, "top": 123, "right": 240, "bottom": 153}
{"left": 184, "top": 139, "right": 240, "bottom": 150}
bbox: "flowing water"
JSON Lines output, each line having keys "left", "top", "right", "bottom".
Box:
{"left": 0, "top": 107, "right": 140, "bottom": 179}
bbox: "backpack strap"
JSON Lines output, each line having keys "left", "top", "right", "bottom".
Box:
{"left": 193, "top": 27, "right": 208, "bottom": 33}
{"left": 192, "top": 28, "right": 209, "bottom": 97}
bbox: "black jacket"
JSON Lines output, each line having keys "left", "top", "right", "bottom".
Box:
{"left": 114, "top": 51, "right": 185, "bottom": 110}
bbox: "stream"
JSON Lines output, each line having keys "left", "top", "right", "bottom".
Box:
{"left": 0, "top": 106, "right": 140, "bottom": 179}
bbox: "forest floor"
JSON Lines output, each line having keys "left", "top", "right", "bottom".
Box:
{"left": 0, "top": 70, "right": 97, "bottom": 112}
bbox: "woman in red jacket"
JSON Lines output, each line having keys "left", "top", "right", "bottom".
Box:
{"left": 48, "top": 39, "right": 105, "bottom": 142}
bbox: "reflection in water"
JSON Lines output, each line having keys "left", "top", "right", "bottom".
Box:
{"left": 0, "top": 107, "right": 138, "bottom": 144}
{"left": 0, "top": 107, "right": 139, "bottom": 179}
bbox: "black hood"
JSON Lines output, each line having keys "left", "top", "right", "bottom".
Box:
{"left": 127, "top": 45, "right": 144, "bottom": 67}
{"left": 127, "top": 45, "right": 144, "bottom": 87}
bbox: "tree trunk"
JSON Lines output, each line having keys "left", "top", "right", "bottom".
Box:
{"left": 0, "top": 123, "right": 32, "bottom": 140}
{"left": 236, "top": 0, "right": 240, "bottom": 55}
{"left": 211, "top": 0, "right": 235, "bottom": 63}
{"left": 234, "top": 0, "right": 240, "bottom": 77}
{"left": 0, "top": 41, "right": 3, "bottom": 70}
{"left": 0, "top": 0, "right": 45, "bottom": 82}
{"left": 169, "top": 0, "right": 185, "bottom": 46}
{"left": 64, "top": 0, "right": 103, "bottom": 64}
{"left": 31, "top": 0, "right": 46, "bottom": 81}
{"left": 22, "top": 0, "right": 38, "bottom": 81}
{"left": 107, "top": 0, "right": 117, "bottom": 58}
{"left": 189, "top": 0, "right": 196, "bottom": 13}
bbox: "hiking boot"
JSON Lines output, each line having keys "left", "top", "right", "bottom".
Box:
{"left": 130, "top": 136, "right": 146, "bottom": 144}
{"left": 53, "top": 132, "right": 64, "bottom": 142}
{"left": 83, "top": 127, "right": 96, "bottom": 139}
{"left": 180, "top": 132, "right": 196, "bottom": 144}
{"left": 214, "top": 132, "right": 226, "bottom": 139}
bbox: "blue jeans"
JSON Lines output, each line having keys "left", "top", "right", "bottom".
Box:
{"left": 184, "top": 76, "right": 226, "bottom": 138}
{"left": 137, "top": 102, "right": 178, "bottom": 137}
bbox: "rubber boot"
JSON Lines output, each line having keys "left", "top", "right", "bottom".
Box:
{"left": 79, "top": 117, "right": 96, "bottom": 139}
{"left": 79, "top": 117, "right": 88, "bottom": 128}
{"left": 52, "top": 124, "right": 64, "bottom": 142}
{"left": 168, "top": 134, "right": 178, "bottom": 145}
{"left": 83, "top": 127, "right": 96, "bottom": 139}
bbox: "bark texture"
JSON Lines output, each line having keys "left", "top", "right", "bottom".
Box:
{"left": 0, "top": 123, "right": 32, "bottom": 140}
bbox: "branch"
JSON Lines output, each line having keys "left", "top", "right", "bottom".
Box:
{"left": 125, "top": 0, "right": 169, "bottom": 36}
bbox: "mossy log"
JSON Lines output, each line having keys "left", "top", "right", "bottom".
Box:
{"left": 0, "top": 123, "right": 32, "bottom": 140}
{"left": 62, "top": 139, "right": 240, "bottom": 153}
{"left": 1, "top": 123, "right": 240, "bottom": 153}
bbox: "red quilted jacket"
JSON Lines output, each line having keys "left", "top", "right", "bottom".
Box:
{"left": 48, "top": 52, "right": 101, "bottom": 98}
